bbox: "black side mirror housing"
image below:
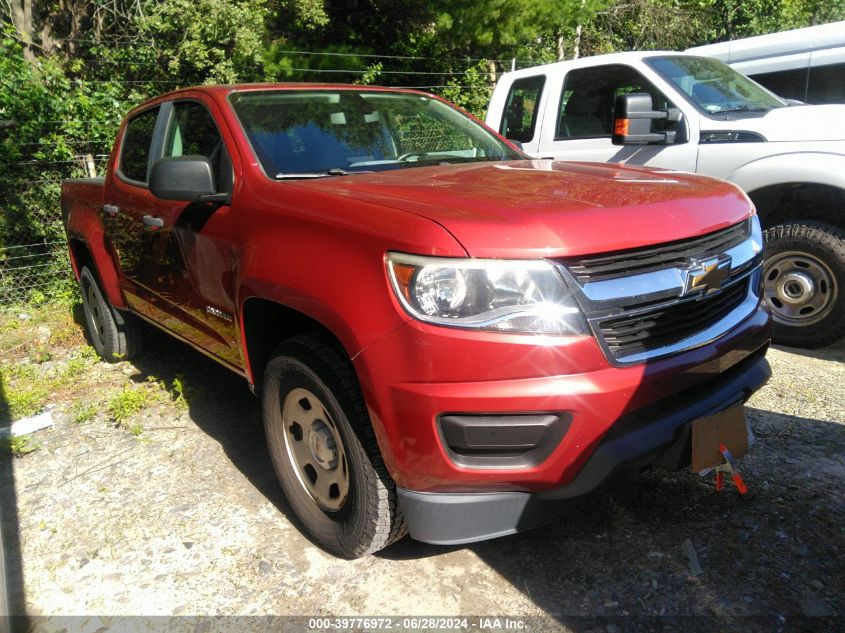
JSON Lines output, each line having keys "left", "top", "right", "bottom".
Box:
{"left": 612, "top": 93, "right": 681, "bottom": 145}
{"left": 149, "top": 156, "right": 227, "bottom": 203}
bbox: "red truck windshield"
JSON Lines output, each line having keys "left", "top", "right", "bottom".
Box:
{"left": 229, "top": 89, "right": 521, "bottom": 178}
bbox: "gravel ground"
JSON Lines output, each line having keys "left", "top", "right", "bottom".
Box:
{"left": 1, "top": 309, "right": 843, "bottom": 632}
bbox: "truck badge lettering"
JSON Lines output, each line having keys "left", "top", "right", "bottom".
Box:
{"left": 206, "top": 306, "right": 234, "bottom": 323}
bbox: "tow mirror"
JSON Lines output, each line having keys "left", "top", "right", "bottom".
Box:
{"left": 612, "top": 93, "right": 681, "bottom": 145}
{"left": 149, "top": 156, "right": 229, "bottom": 204}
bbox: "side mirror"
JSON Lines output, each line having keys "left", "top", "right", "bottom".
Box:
{"left": 612, "top": 93, "right": 681, "bottom": 146}
{"left": 149, "top": 156, "right": 228, "bottom": 203}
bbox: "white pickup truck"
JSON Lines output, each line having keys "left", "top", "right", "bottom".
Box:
{"left": 486, "top": 51, "right": 845, "bottom": 348}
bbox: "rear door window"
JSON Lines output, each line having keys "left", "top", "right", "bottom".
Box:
{"left": 119, "top": 107, "right": 160, "bottom": 184}
{"left": 500, "top": 75, "right": 546, "bottom": 143}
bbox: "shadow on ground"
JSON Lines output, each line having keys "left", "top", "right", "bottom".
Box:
{"left": 0, "top": 371, "right": 27, "bottom": 632}
{"left": 127, "top": 324, "right": 842, "bottom": 626}
{"left": 32, "top": 313, "right": 844, "bottom": 630}
{"left": 123, "top": 327, "right": 286, "bottom": 517}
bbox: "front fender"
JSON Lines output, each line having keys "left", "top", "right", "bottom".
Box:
{"left": 727, "top": 151, "right": 845, "bottom": 194}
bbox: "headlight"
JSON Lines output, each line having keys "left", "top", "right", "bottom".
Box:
{"left": 386, "top": 252, "right": 587, "bottom": 334}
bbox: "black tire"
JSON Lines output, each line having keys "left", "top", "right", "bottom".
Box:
{"left": 762, "top": 221, "right": 845, "bottom": 348}
{"left": 79, "top": 266, "right": 143, "bottom": 362}
{"left": 262, "top": 334, "right": 406, "bottom": 558}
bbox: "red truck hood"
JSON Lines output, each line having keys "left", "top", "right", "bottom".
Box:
{"left": 297, "top": 159, "right": 752, "bottom": 258}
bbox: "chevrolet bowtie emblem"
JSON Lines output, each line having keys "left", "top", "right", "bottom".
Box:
{"left": 685, "top": 255, "right": 732, "bottom": 295}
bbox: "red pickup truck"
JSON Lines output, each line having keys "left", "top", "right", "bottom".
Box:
{"left": 62, "top": 84, "right": 771, "bottom": 558}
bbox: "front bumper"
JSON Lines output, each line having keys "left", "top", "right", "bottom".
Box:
{"left": 397, "top": 347, "right": 771, "bottom": 545}
{"left": 354, "top": 302, "right": 771, "bottom": 494}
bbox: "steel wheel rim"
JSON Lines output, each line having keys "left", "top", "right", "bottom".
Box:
{"left": 280, "top": 387, "right": 350, "bottom": 512}
{"left": 763, "top": 250, "right": 838, "bottom": 327}
{"left": 82, "top": 279, "right": 107, "bottom": 349}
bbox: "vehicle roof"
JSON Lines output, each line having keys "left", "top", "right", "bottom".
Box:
{"left": 152, "top": 82, "right": 431, "bottom": 100}
{"left": 122, "top": 82, "right": 437, "bottom": 120}
{"left": 687, "top": 20, "right": 845, "bottom": 62}
{"left": 498, "top": 50, "right": 695, "bottom": 80}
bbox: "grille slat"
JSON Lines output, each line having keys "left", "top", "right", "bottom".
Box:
{"left": 599, "top": 281, "right": 748, "bottom": 357}
{"left": 563, "top": 220, "right": 750, "bottom": 283}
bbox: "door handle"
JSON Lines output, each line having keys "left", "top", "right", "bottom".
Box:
{"left": 103, "top": 204, "right": 119, "bottom": 217}
{"left": 142, "top": 215, "right": 165, "bottom": 229}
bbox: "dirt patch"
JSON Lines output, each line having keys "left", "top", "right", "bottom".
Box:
{"left": 1, "top": 306, "right": 843, "bottom": 631}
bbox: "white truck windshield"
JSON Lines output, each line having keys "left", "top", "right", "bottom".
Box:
{"left": 647, "top": 55, "right": 787, "bottom": 114}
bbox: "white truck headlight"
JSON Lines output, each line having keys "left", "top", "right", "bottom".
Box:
{"left": 386, "top": 253, "right": 587, "bottom": 334}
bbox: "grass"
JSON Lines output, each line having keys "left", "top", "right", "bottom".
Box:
{"left": 145, "top": 374, "right": 190, "bottom": 409}
{"left": 71, "top": 400, "right": 98, "bottom": 424}
{"left": 170, "top": 375, "right": 189, "bottom": 409}
{"left": 5, "top": 385, "right": 50, "bottom": 420}
{"left": 0, "top": 434, "right": 41, "bottom": 457}
{"left": 0, "top": 302, "right": 181, "bottom": 443}
{"left": 1, "top": 364, "right": 50, "bottom": 420}
{"left": 1, "top": 344, "right": 102, "bottom": 422}
{"left": 108, "top": 387, "right": 148, "bottom": 425}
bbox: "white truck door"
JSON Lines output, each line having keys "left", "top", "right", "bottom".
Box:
{"left": 535, "top": 63, "right": 699, "bottom": 173}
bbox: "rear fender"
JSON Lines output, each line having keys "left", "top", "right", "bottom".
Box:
{"left": 64, "top": 192, "right": 126, "bottom": 309}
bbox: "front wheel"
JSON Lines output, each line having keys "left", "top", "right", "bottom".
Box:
{"left": 262, "top": 334, "right": 406, "bottom": 558}
{"left": 762, "top": 222, "right": 845, "bottom": 348}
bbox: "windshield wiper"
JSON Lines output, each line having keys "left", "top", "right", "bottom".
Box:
{"left": 717, "top": 105, "right": 771, "bottom": 113}
{"left": 275, "top": 168, "right": 355, "bottom": 179}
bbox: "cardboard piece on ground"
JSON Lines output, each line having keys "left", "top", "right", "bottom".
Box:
{"left": 692, "top": 406, "right": 748, "bottom": 473}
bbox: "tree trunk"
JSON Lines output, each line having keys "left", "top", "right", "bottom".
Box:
{"left": 572, "top": 0, "right": 586, "bottom": 60}
{"left": 556, "top": 34, "right": 565, "bottom": 61}
{"left": 9, "top": 0, "right": 35, "bottom": 62}
{"left": 487, "top": 59, "right": 497, "bottom": 85}
{"left": 573, "top": 24, "right": 583, "bottom": 60}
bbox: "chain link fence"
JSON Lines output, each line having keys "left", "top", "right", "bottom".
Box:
{"left": 0, "top": 153, "right": 111, "bottom": 308}
{"left": 0, "top": 82, "right": 495, "bottom": 311}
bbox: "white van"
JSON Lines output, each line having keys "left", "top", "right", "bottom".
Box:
{"left": 687, "top": 21, "right": 845, "bottom": 104}
{"left": 486, "top": 51, "right": 845, "bottom": 348}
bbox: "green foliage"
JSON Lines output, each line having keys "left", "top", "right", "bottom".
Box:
{"left": 0, "top": 362, "right": 49, "bottom": 420}
{"left": 0, "top": 30, "right": 130, "bottom": 304}
{"left": 441, "top": 61, "right": 497, "bottom": 119}
{"left": 144, "top": 373, "right": 189, "bottom": 408}
{"left": 137, "top": 0, "right": 269, "bottom": 84}
{"left": 579, "top": 0, "right": 845, "bottom": 54}
{"left": 432, "top": 0, "right": 606, "bottom": 56}
{"left": 108, "top": 387, "right": 147, "bottom": 425}
{"left": 4, "top": 383, "right": 49, "bottom": 420}
{"left": 170, "top": 375, "right": 189, "bottom": 409}
{"left": 71, "top": 400, "right": 98, "bottom": 424}
{"left": 0, "top": 434, "right": 40, "bottom": 457}
{"left": 2, "top": 0, "right": 844, "bottom": 311}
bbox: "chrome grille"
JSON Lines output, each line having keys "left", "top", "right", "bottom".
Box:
{"left": 561, "top": 219, "right": 751, "bottom": 283}
{"left": 599, "top": 279, "right": 749, "bottom": 358}
{"left": 559, "top": 216, "right": 765, "bottom": 365}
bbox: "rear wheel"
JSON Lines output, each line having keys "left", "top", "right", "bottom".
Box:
{"left": 762, "top": 222, "right": 845, "bottom": 348}
{"left": 79, "top": 266, "right": 142, "bottom": 361}
{"left": 262, "top": 334, "right": 406, "bottom": 558}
